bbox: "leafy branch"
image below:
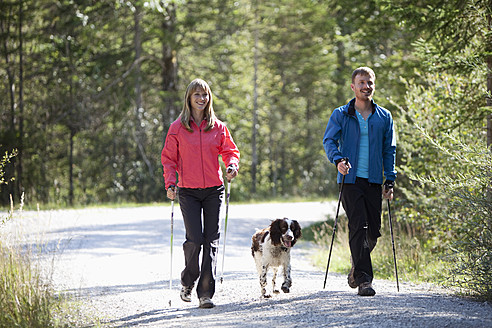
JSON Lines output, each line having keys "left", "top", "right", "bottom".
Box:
{"left": 0, "top": 148, "right": 17, "bottom": 186}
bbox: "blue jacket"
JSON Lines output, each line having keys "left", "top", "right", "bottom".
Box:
{"left": 323, "top": 98, "right": 396, "bottom": 185}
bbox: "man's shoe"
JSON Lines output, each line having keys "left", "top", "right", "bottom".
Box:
{"left": 347, "top": 256, "right": 357, "bottom": 289}
{"left": 199, "top": 297, "right": 215, "bottom": 308}
{"left": 358, "top": 282, "right": 376, "bottom": 296}
{"left": 180, "top": 285, "right": 193, "bottom": 302}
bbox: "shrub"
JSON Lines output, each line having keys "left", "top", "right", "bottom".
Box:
{"left": 0, "top": 148, "right": 17, "bottom": 187}
{"left": 395, "top": 69, "right": 491, "bottom": 300}
{"left": 415, "top": 130, "right": 492, "bottom": 300}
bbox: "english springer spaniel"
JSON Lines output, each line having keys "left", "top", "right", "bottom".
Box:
{"left": 251, "top": 218, "right": 302, "bottom": 298}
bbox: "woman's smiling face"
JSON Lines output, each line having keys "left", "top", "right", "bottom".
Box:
{"left": 190, "top": 87, "right": 210, "bottom": 112}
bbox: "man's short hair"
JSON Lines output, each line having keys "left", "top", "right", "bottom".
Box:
{"left": 352, "top": 67, "right": 376, "bottom": 83}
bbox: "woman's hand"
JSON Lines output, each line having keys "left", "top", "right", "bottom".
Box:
{"left": 167, "top": 186, "right": 176, "bottom": 200}
{"left": 226, "top": 165, "right": 238, "bottom": 182}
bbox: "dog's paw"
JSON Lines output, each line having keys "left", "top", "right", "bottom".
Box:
{"left": 263, "top": 293, "right": 272, "bottom": 298}
{"left": 281, "top": 286, "right": 290, "bottom": 293}
{"left": 273, "top": 289, "right": 280, "bottom": 294}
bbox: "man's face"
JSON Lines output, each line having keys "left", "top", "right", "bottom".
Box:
{"left": 351, "top": 73, "right": 375, "bottom": 102}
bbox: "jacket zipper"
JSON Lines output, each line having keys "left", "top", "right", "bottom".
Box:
{"left": 199, "top": 127, "right": 206, "bottom": 187}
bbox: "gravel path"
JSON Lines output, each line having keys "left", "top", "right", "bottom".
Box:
{"left": 3, "top": 202, "right": 491, "bottom": 327}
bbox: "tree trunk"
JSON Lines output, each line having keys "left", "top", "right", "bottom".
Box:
{"left": 69, "top": 128, "right": 74, "bottom": 206}
{"left": 0, "top": 3, "right": 17, "bottom": 204}
{"left": 270, "top": 131, "right": 277, "bottom": 197}
{"left": 161, "top": 3, "right": 179, "bottom": 130}
{"left": 251, "top": 16, "right": 259, "bottom": 194}
{"left": 0, "top": 5, "right": 16, "bottom": 133}
{"left": 487, "top": 0, "right": 492, "bottom": 148}
{"left": 16, "top": 0, "right": 24, "bottom": 200}
{"left": 133, "top": 5, "right": 154, "bottom": 184}
{"left": 487, "top": 58, "right": 491, "bottom": 148}
{"left": 335, "top": 40, "right": 347, "bottom": 105}
{"left": 67, "top": 35, "right": 75, "bottom": 206}
{"left": 305, "top": 96, "right": 313, "bottom": 173}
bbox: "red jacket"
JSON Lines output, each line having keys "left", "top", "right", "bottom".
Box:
{"left": 161, "top": 118, "right": 240, "bottom": 189}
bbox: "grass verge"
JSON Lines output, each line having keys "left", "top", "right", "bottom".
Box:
{"left": 303, "top": 211, "right": 447, "bottom": 286}
{"left": 0, "top": 200, "right": 100, "bottom": 327}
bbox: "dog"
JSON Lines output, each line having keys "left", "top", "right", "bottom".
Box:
{"left": 251, "top": 218, "right": 302, "bottom": 298}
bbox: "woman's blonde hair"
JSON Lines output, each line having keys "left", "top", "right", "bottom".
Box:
{"left": 180, "top": 79, "right": 217, "bottom": 132}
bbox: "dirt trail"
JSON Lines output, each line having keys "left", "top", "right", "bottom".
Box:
{"left": 4, "top": 202, "right": 491, "bottom": 327}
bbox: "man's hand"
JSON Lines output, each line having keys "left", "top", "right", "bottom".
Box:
{"left": 167, "top": 186, "right": 176, "bottom": 200}
{"left": 226, "top": 164, "right": 238, "bottom": 182}
{"left": 383, "top": 185, "right": 394, "bottom": 201}
{"left": 337, "top": 158, "right": 351, "bottom": 175}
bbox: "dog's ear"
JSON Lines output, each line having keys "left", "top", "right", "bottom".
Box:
{"left": 261, "top": 230, "right": 269, "bottom": 243}
{"left": 251, "top": 233, "right": 261, "bottom": 256}
{"left": 293, "top": 220, "right": 302, "bottom": 238}
{"left": 269, "top": 219, "right": 282, "bottom": 246}
{"left": 291, "top": 220, "right": 302, "bottom": 246}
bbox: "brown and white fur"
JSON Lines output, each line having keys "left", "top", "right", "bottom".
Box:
{"left": 251, "top": 218, "right": 302, "bottom": 298}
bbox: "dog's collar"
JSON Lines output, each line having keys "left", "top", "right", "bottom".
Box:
{"left": 281, "top": 246, "right": 289, "bottom": 252}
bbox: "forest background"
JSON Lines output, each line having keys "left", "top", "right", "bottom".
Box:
{"left": 1, "top": 0, "right": 491, "bottom": 300}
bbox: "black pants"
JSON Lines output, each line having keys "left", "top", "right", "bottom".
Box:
{"left": 178, "top": 185, "right": 224, "bottom": 299}
{"left": 341, "top": 177, "right": 382, "bottom": 285}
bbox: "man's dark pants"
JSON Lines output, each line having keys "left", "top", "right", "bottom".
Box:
{"left": 178, "top": 185, "right": 224, "bottom": 299}
{"left": 341, "top": 177, "right": 382, "bottom": 285}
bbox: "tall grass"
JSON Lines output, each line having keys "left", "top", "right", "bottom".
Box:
{"left": 306, "top": 206, "right": 447, "bottom": 285}
{"left": 0, "top": 242, "right": 54, "bottom": 327}
{"left": 0, "top": 195, "right": 95, "bottom": 327}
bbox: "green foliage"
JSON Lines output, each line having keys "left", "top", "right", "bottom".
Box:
{"left": 0, "top": 0, "right": 489, "bottom": 301}
{"left": 395, "top": 62, "right": 490, "bottom": 299}
{"left": 0, "top": 148, "right": 17, "bottom": 187}
{"left": 2, "top": 0, "right": 420, "bottom": 206}
{"left": 395, "top": 70, "right": 486, "bottom": 240}
{"left": 381, "top": 0, "right": 491, "bottom": 62}
{"left": 414, "top": 132, "right": 492, "bottom": 300}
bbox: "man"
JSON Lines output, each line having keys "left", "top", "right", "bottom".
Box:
{"left": 322, "top": 67, "right": 396, "bottom": 296}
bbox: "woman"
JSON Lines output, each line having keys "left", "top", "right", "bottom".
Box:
{"left": 161, "top": 79, "right": 240, "bottom": 308}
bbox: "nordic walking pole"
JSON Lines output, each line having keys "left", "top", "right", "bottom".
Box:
{"left": 323, "top": 158, "right": 348, "bottom": 289}
{"left": 220, "top": 177, "right": 232, "bottom": 284}
{"left": 168, "top": 187, "right": 176, "bottom": 306}
{"left": 386, "top": 197, "right": 400, "bottom": 292}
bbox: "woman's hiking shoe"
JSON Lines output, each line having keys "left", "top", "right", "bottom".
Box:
{"left": 199, "top": 297, "right": 215, "bottom": 308}
{"left": 358, "top": 282, "right": 376, "bottom": 296}
{"left": 180, "top": 285, "right": 193, "bottom": 302}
